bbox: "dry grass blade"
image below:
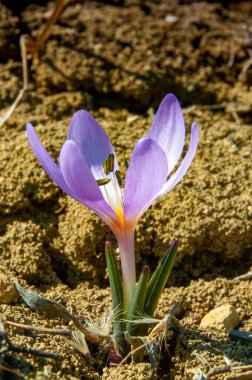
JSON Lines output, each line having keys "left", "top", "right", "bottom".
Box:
{"left": 225, "top": 371, "right": 252, "bottom": 380}
{"left": 14, "top": 278, "right": 104, "bottom": 344}
{"left": 0, "top": 0, "right": 66, "bottom": 127}
{"left": 193, "top": 368, "right": 207, "bottom": 380}
{"left": 120, "top": 303, "right": 180, "bottom": 367}
{"left": 27, "top": 0, "right": 66, "bottom": 61}
{"left": 208, "top": 361, "right": 252, "bottom": 377}
{"left": 233, "top": 272, "right": 252, "bottom": 281}
{"left": 140, "top": 337, "right": 158, "bottom": 377}
{"left": 64, "top": 330, "right": 93, "bottom": 360}
{"left": 2, "top": 318, "right": 71, "bottom": 337}
{"left": 0, "top": 319, "right": 62, "bottom": 361}
{"left": 0, "top": 363, "right": 25, "bottom": 378}
{"left": 192, "top": 351, "right": 211, "bottom": 373}
{"left": 0, "top": 35, "right": 28, "bottom": 128}
{"left": 148, "top": 302, "right": 180, "bottom": 341}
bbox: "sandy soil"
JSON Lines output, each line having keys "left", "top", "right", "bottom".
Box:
{"left": 0, "top": 0, "right": 251, "bottom": 379}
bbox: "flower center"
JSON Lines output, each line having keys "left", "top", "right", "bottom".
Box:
{"left": 96, "top": 154, "right": 124, "bottom": 222}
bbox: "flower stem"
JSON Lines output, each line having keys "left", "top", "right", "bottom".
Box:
{"left": 116, "top": 228, "right": 136, "bottom": 311}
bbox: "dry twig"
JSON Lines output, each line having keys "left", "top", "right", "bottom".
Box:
{"left": 2, "top": 318, "right": 71, "bottom": 337}
{"left": 0, "top": 363, "right": 25, "bottom": 378}
{"left": 0, "top": 0, "right": 66, "bottom": 127}
{"left": 233, "top": 272, "right": 252, "bottom": 282}
{"left": 0, "top": 35, "right": 28, "bottom": 128}
{"left": 27, "top": 0, "right": 66, "bottom": 61}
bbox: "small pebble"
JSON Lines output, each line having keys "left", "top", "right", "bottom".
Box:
{"left": 0, "top": 273, "right": 18, "bottom": 304}
{"left": 200, "top": 304, "right": 240, "bottom": 332}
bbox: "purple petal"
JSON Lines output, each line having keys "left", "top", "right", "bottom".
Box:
{"left": 59, "top": 140, "right": 118, "bottom": 225}
{"left": 148, "top": 94, "right": 185, "bottom": 175}
{"left": 156, "top": 122, "right": 199, "bottom": 198}
{"left": 26, "top": 123, "right": 71, "bottom": 195}
{"left": 67, "top": 110, "right": 119, "bottom": 179}
{"left": 124, "top": 137, "right": 168, "bottom": 223}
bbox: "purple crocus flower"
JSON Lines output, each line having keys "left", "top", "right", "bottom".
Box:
{"left": 26, "top": 94, "right": 199, "bottom": 308}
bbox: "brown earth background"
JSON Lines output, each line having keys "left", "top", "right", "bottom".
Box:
{"left": 0, "top": 0, "right": 251, "bottom": 379}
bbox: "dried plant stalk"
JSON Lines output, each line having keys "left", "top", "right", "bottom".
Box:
{"left": 0, "top": 35, "right": 28, "bottom": 128}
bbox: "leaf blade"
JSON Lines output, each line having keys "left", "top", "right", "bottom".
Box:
{"left": 144, "top": 240, "right": 178, "bottom": 317}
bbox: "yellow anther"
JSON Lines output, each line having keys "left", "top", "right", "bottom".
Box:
{"left": 96, "top": 178, "right": 111, "bottom": 186}
{"left": 103, "top": 159, "right": 108, "bottom": 175}
{"left": 107, "top": 153, "right": 114, "bottom": 172}
{"left": 103, "top": 153, "right": 114, "bottom": 175}
{"left": 123, "top": 157, "right": 129, "bottom": 169}
{"left": 115, "top": 170, "right": 122, "bottom": 187}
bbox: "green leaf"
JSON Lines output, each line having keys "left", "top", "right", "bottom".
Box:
{"left": 126, "top": 265, "right": 150, "bottom": 336}
{"left": 144, "top": 240, "right": 178, "bottom": 317}
{"left": 105, "top": 241, "right": 125, "bottom": 353}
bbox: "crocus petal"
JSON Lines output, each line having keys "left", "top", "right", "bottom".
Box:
{"left": 59, "top": 140, "right": 118, "bottom": 226}
{"left": 156, "top": 121, "right": 199, "bottom": 198}
{"left": 148, "top": 94, "right": 185, "bottom": 175}
{"left": 67, "top": 110, "right": 119, "bottom": 179}
{"left": 26, "top": 123, "right": 72, "bottom": 196}
{"left": 124, "top": 137, "right": 168, "bottom": 223}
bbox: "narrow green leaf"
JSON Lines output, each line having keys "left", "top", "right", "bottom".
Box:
{"left": 105, "top": 241, "right": 125, "bottom": 353}
{"left": 126, "top": 265, "right": 150, "bottom": 336}
{"left": 144, "top": 240, "right": 178, "bottom": 317}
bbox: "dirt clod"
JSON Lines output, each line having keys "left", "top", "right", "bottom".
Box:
{"left": 0, "top": 272, "right": 18, "bottom": 304}
{"left": 200, "top": 304, "right": 241, "bottom": 333}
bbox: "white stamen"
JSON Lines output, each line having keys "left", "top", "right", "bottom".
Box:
{"left": 111, "top": 171, "right": 124, "bottom": 210}
{"left": 96, "top": 154, "right": 124, "bottom": 215}
{"left": 99, "top": 169, "right": 124, "bottom": 213}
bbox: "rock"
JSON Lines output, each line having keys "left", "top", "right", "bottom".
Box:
{"left": 0, "top": 273, "right": 18, "bottom": 304}
{"left": 200, "top": 304, "right": 240, "bottom": 332}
